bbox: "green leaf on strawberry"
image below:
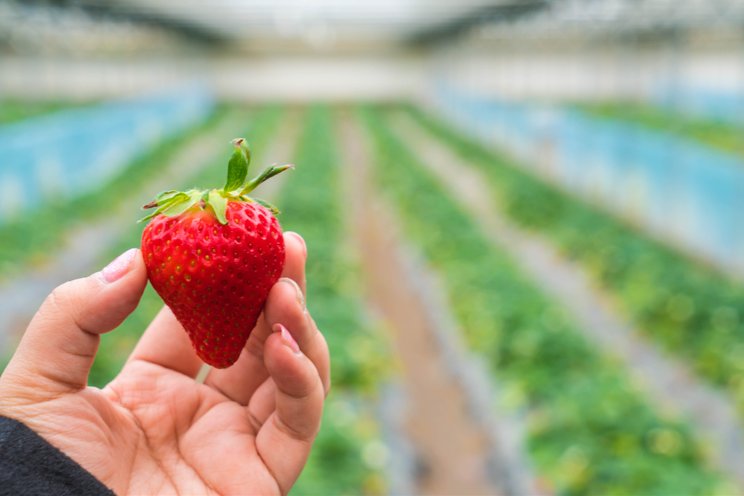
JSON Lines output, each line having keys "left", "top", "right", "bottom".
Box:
{"left": 161, "top": 190, "right": 203, "bottom": 218}
{"left": 140, "top": 137, "right": 293, "bottom": 226}
{"left": 224, "top": 138, "right": 251, "bottom": 192}
{"left": 207, "top": 189, "right": 228, "bottom": 224}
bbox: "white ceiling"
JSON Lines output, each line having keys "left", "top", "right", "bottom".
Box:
{"left": 112, "top": 0, "right": 504, "bottom": 42}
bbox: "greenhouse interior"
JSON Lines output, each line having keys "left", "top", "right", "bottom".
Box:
{"left": 1, "top": 0, "right": 744, "bottom": 494}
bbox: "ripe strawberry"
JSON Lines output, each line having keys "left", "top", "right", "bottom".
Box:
{"left": 140, "top": 138, "right": 292, "bottom": 368}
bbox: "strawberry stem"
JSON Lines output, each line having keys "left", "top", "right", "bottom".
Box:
{"left": 139, "top": 138, "right": 293, "bottom": 225}
{"left": 240, "top": 164, "right": 294, "bottom": 195}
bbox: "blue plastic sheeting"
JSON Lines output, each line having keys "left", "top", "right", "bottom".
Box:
{"left": 655, "top": 86, "right": 744, "bottom": 124}
{"left": 0, "top": 84, "right": 214, "bottom": 223}
{"left": 432, "top": 84, "right": 744, "bottom": 274}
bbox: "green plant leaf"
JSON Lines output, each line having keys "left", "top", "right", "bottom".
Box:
{"left": 224, "top": 138, "right": 251, "bottom": 192}
{"left": 155, "top": 190, "right": 179, "bottom": 202}
{"left": 161, "top": 191, "right": 201, "bottom": 218}
{"left": 208, "top": 189, "right": 228, "bottom": 224}
{"left": 224, "top": 150, "right": 248, "bottom": 191}
{"left": 138, "top": 210, "right": 160, "bottom": 223}
{"left": 139, "top": 191, "right": 190, "bottom": 221}
{"left": 235, "top": 137, "right": 252, "bottom": 165}
{"left": 142, "top": 190, "right": 186, "bottom": 210}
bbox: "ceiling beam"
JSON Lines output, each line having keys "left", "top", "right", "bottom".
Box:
{"left": 18, "top": 0, "right": 229, "bottom": 44}
{"left": 408, "top": 0, "right": 550, "bottom": 46}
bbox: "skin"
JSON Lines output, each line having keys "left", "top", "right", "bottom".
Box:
{"left": 0, "top": 232, "right": 330, "bottom": 495}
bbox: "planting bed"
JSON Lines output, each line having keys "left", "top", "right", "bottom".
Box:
{"left": 276, "top": 107, "right": 388, "bottom": 495}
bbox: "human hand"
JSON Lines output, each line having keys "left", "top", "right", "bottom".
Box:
{"left": 0, "top": 232, "right": 330, "bottom": 495}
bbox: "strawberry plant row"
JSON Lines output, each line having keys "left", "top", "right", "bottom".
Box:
{"left": 408, "top": 105, "right": 744, "bottom": 417}
{"left": 578, "top": 102, "right": 744, "bottom": 158}
{"left": 0, "top": 100, "right": 74, "bottom": 125}
{"left": 0, "top": 106, "right": 228, "bottom": 281}
{"left": 362, "top": 107, "right": 726, "bottom": 495}
{"left": 280, "top": 106, "right": 387, "bottom": 495}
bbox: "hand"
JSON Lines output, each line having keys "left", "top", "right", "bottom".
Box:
{"left": 0, "top": 232, "right": 330, "bottom": 495}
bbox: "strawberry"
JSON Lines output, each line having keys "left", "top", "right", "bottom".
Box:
{"left": 140, "top": 138, "right": 292, "bottom": 368}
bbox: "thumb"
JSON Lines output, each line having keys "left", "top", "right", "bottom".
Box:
{"left": 3, "top": 248, "right": 147, "bottom": 396}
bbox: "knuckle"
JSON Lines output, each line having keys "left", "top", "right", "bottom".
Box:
{"left": 41, "top": 280, "right": 87, "bottom": 329}
{"left": 273, "top": 410, "right": 318, "bottom": 443}
{"left": 47, "top": 279, "right": 81, "bottom": 311}
{"left": 42, "top": 284, "right": 72, "bottom": 319}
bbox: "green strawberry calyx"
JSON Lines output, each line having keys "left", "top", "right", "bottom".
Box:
{"left": 140, "top": 138, "right": 293, "bottom": 225}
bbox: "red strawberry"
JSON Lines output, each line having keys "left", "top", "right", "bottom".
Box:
{"left": 140, "top": 138, "right": 292, "bottom": 368}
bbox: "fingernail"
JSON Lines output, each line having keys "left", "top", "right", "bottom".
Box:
{"left": 102, "top": 248, "right": 137, "bottom": 283}
{"left": 285, "top": 231, "right": 307, "bottom": 259}
{"left": 279, "top": 277, "right": 305, "bottom": 310}
{"left": 274, "top": 323, "right": 301, "bottom": 355}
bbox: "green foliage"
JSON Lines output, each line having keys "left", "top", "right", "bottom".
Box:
{"left": 280, "top": 106, "right": 387, "bottom": 495}
{"left": 409, "top": 106, "right": 744, "bottom": 417}
{"left": 362, "top": 106, "right": 726, "bottom": 495}
{"left": 0, "top": 100, "right": 76, "bottom": 124}
{"left": 578, "top": 102, "right": 744, "bottom": 158}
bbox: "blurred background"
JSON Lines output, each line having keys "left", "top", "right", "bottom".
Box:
{"left": 2, "top": 0, "right": 744, "bottom": 494}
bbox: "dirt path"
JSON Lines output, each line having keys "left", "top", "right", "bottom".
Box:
{"left": 390, "top": 111, "right": 744, "bottom": 488}
{"left": 340, "top": 113, "right": 543, "bottom": 495}
{"left": 0, "top": 109, "right": 301, "bottom": 354}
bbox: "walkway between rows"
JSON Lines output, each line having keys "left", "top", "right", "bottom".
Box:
{"left": 341, "top": 113, "right": 542, "bottom": 496}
